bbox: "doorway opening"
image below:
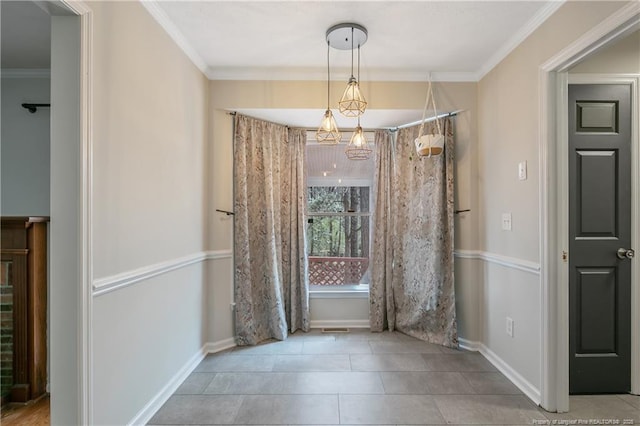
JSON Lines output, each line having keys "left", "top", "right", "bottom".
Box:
{"left": 539, "top": 5, "right": 640, "bottom": 413}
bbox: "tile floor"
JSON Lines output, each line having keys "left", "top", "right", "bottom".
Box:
{"left": 148, "top": 329, "right": 640, "bottom": 425}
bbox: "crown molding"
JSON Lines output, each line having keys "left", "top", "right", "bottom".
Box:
{"left": 143, "top": 0, "right": 565, "bottom": 83}
{"left": 206, "top": 67, "right": 478, "bottom": 82}
{"left": 476, "top": 0, "right": 566, "bottom": 80}
{"left": 140, "top": 0, "right": 208, "bottom": 76}
{"left": 1, "top": 69, "right": 51, "bottom": 78}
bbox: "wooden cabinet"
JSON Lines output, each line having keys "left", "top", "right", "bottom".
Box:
{"left": 1, "top": 217, "right": 48, "bottom": 404}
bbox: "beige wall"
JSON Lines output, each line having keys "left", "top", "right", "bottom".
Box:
{"left": 571, "top": 29, "right": 640, "bottom": 73}
{"left": 87, "top": 2, "right": 209, "bottom": 424}
{"left": 476, "top": 0, "right": 631, "bottom": 397}
{"left": 208, "top": 79, "right": 481, "bottom": 341}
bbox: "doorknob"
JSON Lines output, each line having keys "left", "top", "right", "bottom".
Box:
{"left": 617, "top": 248, "right": 635, "bottom": 260}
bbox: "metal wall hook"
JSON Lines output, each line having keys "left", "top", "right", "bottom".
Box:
{"left": 21, "top": 103, "right": 51, "bottom": 113}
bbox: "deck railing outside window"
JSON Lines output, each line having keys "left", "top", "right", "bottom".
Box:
{"left": 308, "top": 256, "right": 369, "bottom": 286}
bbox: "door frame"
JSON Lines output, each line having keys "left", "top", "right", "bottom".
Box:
{"left": 539, "top": 3, "right": 640, "bottom": 412}
{"left": 48, "top": 0, "right": 93, "bottom": 424}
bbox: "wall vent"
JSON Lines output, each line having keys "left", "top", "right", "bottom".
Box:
{"left": 321, "top": 327, "right": 350, "bottom": 333}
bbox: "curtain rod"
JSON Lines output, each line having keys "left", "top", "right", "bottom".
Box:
{"left": 386, "top": 110, "right": 463, "bottom": 132}
{"left": 227, "top": 111, "right": 378, "bottom": 133}
{"left": 227, "top": 110, "right": 461, "bottom": 133}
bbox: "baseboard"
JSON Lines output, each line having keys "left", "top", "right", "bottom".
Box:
{"left": 456, "top": 338, "right": 541, "bottom": 405}
{"left": 458, "top": 337, "right": 481, "bottom": 352}
{"left": 479, "top": 342, "right": 542, "bottom": 405}
{"left": 128, "top": 337, "right": 238, "bottom": 425}
{"left": 128, "top": 345, "right": 207, "bottom": 426}
{"left": 204, "top": 337, "right": 237, "bottom": 354}
{"left": 310, "top": 319, "right": 370, "bottom": 329}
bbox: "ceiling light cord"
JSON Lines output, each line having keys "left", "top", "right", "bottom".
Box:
{"left": 357, "top": 43, "right": 361, "bottom": 84}
{"left": 350, "top": 26, "right": 355, "bottom": 79}
{"left": 327, "top": 40, "right": 331, "bottom": 109}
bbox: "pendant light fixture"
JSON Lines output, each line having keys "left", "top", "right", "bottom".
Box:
{"left": 345, "top": 117, "right": 372, "bottom": 160}
{"left": 326, "top": 23, "right": 368, "bottom": 118}
{"left": 316, "top": 41, "right": 341, "bottom": 144}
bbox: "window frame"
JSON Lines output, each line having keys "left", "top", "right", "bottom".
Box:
{"left": 306, "top": 186, "right": 372, "bottom": 296}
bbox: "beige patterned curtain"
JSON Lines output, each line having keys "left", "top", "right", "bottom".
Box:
{"left": 233, "top": 114, "right": 310, "bottom": 345}
{"left": 370, "top": 118, "right": 458, "bottom": 348}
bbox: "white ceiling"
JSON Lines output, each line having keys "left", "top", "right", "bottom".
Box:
{"left": 148, "top": 0, "right": 563, "bottom": 81}
{"left": 0, "top": 1, "right": 564, "bottom": 128}
{"left": 145, "top": 0, "right": 564, "bottom": 127}
{"left": 1, "top": 1, "right": 51, "bottom": 69}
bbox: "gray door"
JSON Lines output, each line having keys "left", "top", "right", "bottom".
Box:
{"left": 568, "top": 83, "right": 633, "bottom": 394}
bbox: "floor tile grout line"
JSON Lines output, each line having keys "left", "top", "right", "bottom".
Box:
{"left": 429, "top": 393, "right": 450, "bottom": 425}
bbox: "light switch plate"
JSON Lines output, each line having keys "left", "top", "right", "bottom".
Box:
{"left": 506, "top": 317, "right": 514, "bottom": 337}
{"left": 502, "top": 213, "right": 512, "bottom": 231}
{"left": 518, "top": 161, "right": 527, "bottom": 180}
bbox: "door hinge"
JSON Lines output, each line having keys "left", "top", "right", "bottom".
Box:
{"left": 562, "top": 251, "right": 568, "bottom": 262}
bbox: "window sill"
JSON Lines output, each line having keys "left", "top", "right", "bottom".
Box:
{"left": 309, "top": 285, "right": 370, "bottom": 299}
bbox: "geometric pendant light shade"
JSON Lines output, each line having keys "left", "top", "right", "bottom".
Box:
{"left": 345, "top": 116, "right": 373, "bottom": 160}
{"left": 316, "top": 108, "right": 341, "bottom": 144}
{"left": 339, "top": 75, "right": 367, "bottom": 117}
{"left": 328, "top": 23, "right": 368, "bottom": 118}
{"left": 316, "top": 41, "right": 341, "bottom": 144}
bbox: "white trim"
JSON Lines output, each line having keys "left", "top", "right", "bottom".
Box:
{"left": 458, "top": 337, "right": 481, "bottom": 352}
{"left": 458, "top": 338, "right": 540, "bottom": 405}
{"left": 0, "top": 69, "right": 51, "bottom": 78}
{"left": 543, "top": 6, "right": 640, "bottom": 73}
{"left": 127, "top": 345, "right": 208, "bottom": 426}
{"left": 205, "top": 249, "right": 233, "bottom": 260}
{"left": 92, "top": 252, "right": 207, "bottom": 296}
{"left": 310, "top": 320, "right": 370, "bottom": 329}
{"left": 206, "top": 68, "right": 478, "bottom": 82}
{"left": 458, "top": 339, "right": 541, "bottom": 405}
{"left": 480, "top": 342, "right": 542, "bottom": 405}
{"left": 539, "top": 2, "right": 640, "bottom": 412}
{"left": 454, "top": 249, "right": 540, "bottom": 275}
{"left": 128, "top": 338, "right": 237, "bottom": 425}
{"left": 204, "top": 337, "right": 237, "bottom": 354}
{"left": 92, "top": 250, "right": 231, "bottom": 297}
{"left": 54, "top": 1, "right": 94, "bottom": 423}
{"left": 309, "top": 290, "right": 369, "bottom": 299}
{"left": 476, "top": 1, "right": 565, "bottom": 80}
{"left": 140, "top": 0, "right": 208, "bottom": 76}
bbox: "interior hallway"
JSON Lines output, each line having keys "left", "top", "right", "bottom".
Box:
{"left": 148, "top": 330, "right": 640, "bottom": 425}
{"left": 0, "top": 395, "right": 50, "bottom": 425}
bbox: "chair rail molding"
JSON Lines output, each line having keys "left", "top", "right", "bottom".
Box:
{"left": 92, "top": 249, "right": 232, "bottom": 297}
{"left": 454, "top": 249, "right": 540, "bottom": 275}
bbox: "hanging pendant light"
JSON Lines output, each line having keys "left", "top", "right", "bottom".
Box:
{"left": 316, "top": 41, "right": 341, "bottom": 144}
{"left": 345, "top": 117, "right": 372, "bottom": 160}
{"left": 326, "top": 23, "right": 368, "bottom": 118}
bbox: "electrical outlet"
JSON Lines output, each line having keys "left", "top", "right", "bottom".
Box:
{"left": 502, "top": 213, "right": 512, "bottom": 231}
{"left": 506, "top": 317, "right": 514, "bottom": 337}
{"left": 518, "top": 161, "right": 528, "bottom": 180}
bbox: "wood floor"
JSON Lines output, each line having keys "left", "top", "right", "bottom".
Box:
{"left": 0, "top": 394, "right": 50, "bottom": 425}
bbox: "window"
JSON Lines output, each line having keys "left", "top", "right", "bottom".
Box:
{"left": 305, "top": 135, "right": 374, "bottom": 292}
